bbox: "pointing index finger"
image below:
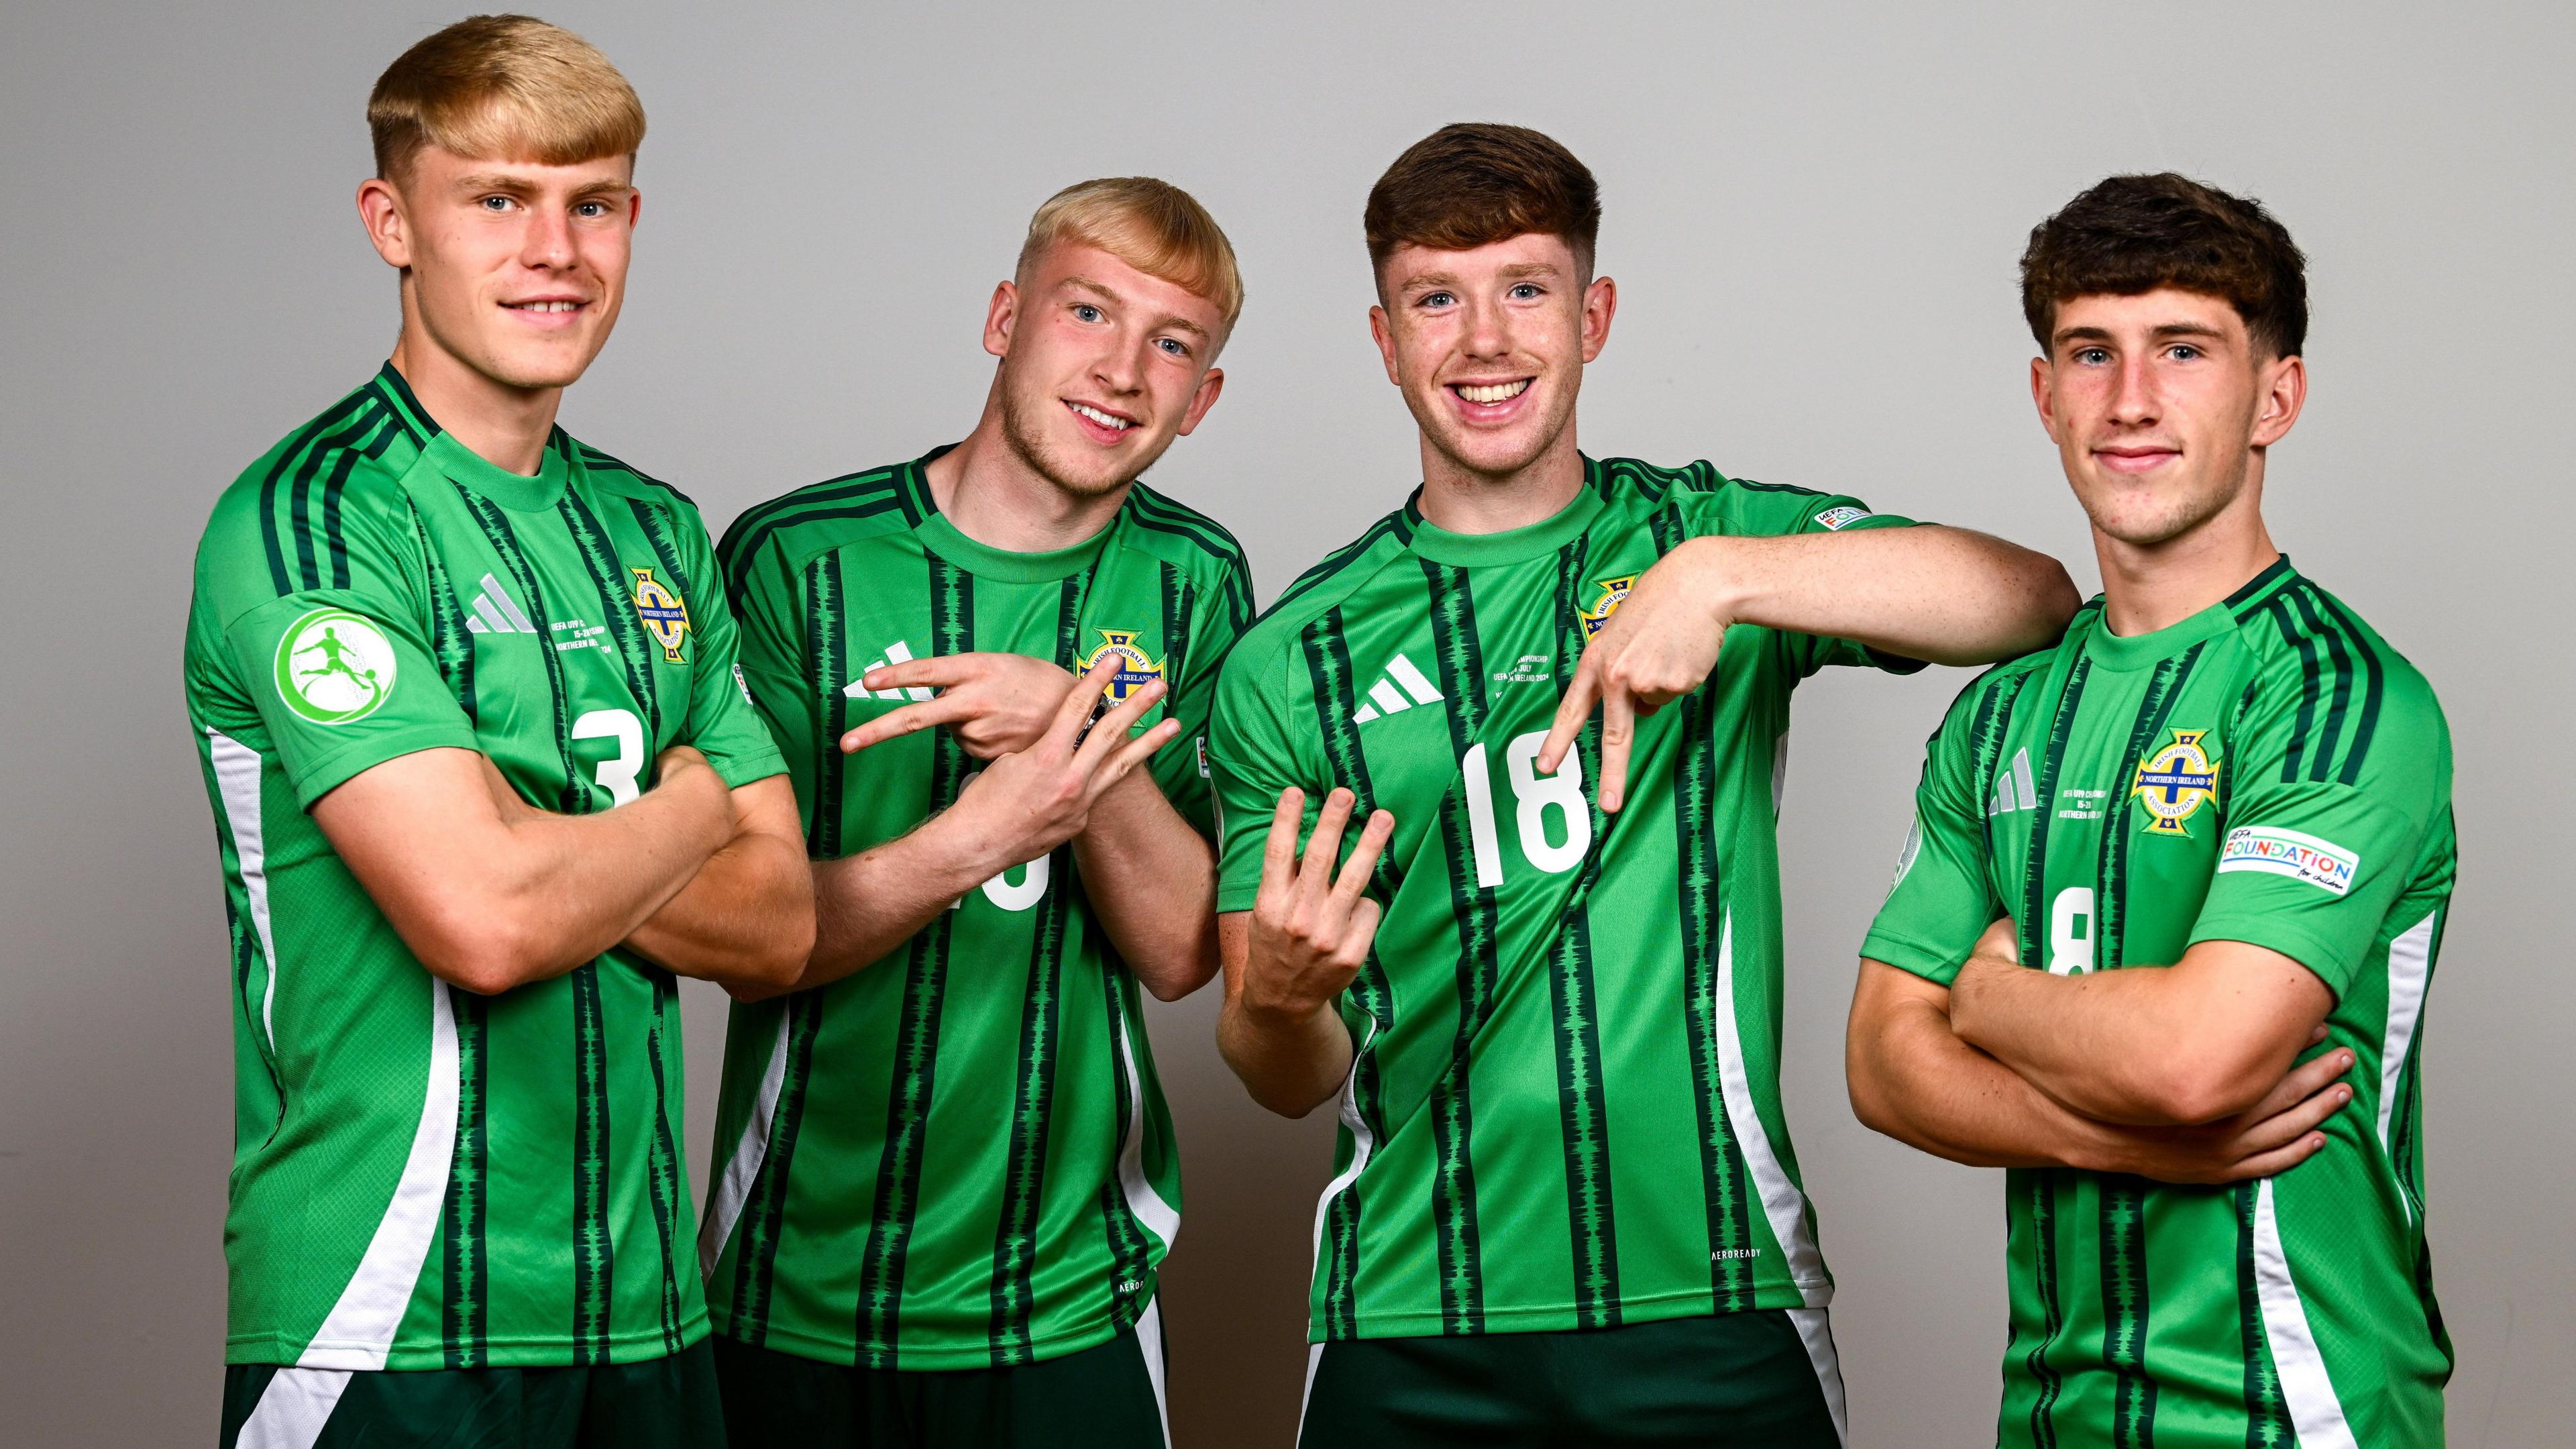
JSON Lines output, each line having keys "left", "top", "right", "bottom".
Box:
{"left": 1536, "top": 651, "right": 1601, "bottom": 775}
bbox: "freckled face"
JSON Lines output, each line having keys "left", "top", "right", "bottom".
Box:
{"left": 991, "top": 244, "right": 1228, "bottom": 498}
{"left": 1371, "top": 231, "right": 1613, "bottom": 481}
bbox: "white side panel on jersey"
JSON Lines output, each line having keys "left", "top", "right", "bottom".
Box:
{"left": 296, "top": 979, "right": 460, "bottom": 1368}
{"left": 1298, "top": 1024, "right": 1382, "bottom": 1449}
{"left": 1134, "top": 1295, "right": 1173, "bottom": 1449}
{"left": 1114, "top": 997, "right": 1181, "bottom": 1249}
{"left": 2377, "top": 910, "right": 2437, "bottom": 1220}
{"left": 2252, "top": 1178, "right": 2361, "bottom": 1449}
{"left": 235, "top": 1366, "right": 355, "bottom": 1449}
{"left": 1713, "top": 913, "right": 1833, "bottom": 1303}
{"left": 1787, "top": 1305, "right": 1850, "bottom": 1446}
{"left": 698, "top": 1009, "right": 792, "bottom": 1277}
{"left": 208, "top": 730, "right": 280, "bottom": 1049}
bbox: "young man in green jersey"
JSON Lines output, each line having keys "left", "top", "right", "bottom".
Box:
{"left": 184, "top": 17, "right": 814, "bottom": 1448}
{"left": 1848, "top": 174, "right": 2455, "bottom": 1448}
{"left": 701, "top": 178, "right": 1252, "bottom": 1448}
{"left": 1208, "top": 123, "right": 2081, "bottom": 1447}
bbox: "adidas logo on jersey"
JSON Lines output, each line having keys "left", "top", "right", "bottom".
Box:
{"left": 845, "top": 639, "right": 934, "bottom": 700}
{"left": 1352, "top": 653, "right": 1444, "bottom": 724}
{"left": 1988, "top": 747, "right": 2038, "bottom": 816}
{"left": 462, "top": 574, "right": 537, "bottom": 635}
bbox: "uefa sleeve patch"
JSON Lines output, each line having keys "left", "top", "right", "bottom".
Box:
{"left": 273, "top": 607, "right": 398, "bottom": 725}
{"left": 1814, "top": 506, "right": 1872, "bottom": 531}
{"left": 2216, "top": 826, "right": 2359, "bottom": 896}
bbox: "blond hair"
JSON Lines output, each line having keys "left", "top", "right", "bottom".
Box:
{"left": 368, "top": 15, "right": 645, "bottom": 184}
{"left": 1016, "top": 178, "right": 1245, "bottom": 331}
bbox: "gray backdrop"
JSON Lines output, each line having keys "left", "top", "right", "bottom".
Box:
{"left": 4, "top": 4, "right": 2568, "bottom": 1444}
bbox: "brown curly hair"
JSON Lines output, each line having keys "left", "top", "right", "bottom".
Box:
{"left": 2021, "top": 173, "right": 2308, "bottom": 359}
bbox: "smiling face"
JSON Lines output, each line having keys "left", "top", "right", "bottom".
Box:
{"left": 360, "top": 144, "right": 638, "bottom": 394}
{"left": 1369, "top": 231, "right": 1615, "bottom": 484}
{"left": 2033, "top": 286, "right": 2306, "bottom": 549}
{"left": 985, "top": 242, "right": 1228, "bottom": 500}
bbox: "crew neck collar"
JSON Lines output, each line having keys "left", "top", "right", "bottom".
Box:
{"left": 2082, "top": 555, "right": 2294, "bottom": 670}
{"left": 1404, "top": 458, "right": 1605, "bottom": 567}
{"left": 424, "top": 425, "right": 570, "bottom": 512}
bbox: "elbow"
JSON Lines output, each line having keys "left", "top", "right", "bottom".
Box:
{"left": 416, "top": 913, "right": 553, "bottom": 996}
{"left": 1141, "top": 947, "right": 1222, "bottom": 1004}
{"left": 2135, "top": 1053, "right": 2270, "bottom": 1126}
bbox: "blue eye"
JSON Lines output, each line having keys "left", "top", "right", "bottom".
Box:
{"left": 1419, "top": 290, "right": 1456, "bottom": 309}
{"left": 1156, "top": 337, "right": 1187, "bottom": 357}
{"left": 1073, "top": 304, "right": 1104, "bottom": 323}
{"left": 574, "top": 201, "right": 607, "bottom": 218}
{"left": 1509, "top": 283, "right": 1541, "bottom": 299}
{"left": 2076, "top": 347, "right": 2110, "bottom": 365}
{"left": 480, "top": 195, "right": 513, "bottom": 213}
{"left": 2169, "top": 344, "right": 2201, "bottom": 361}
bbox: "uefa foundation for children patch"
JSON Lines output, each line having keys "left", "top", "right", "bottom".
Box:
{"left": 2216, "top": 826, "right": 2359, "bottom": 896}
{"left": 274, "top": 608, "right": 397, "bottom": 724}
{"left": 1813, "top": 506, "right": 1872, "bottom": 530}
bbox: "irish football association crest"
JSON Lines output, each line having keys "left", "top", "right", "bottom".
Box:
{"left": 1080, "top": 629, "right": 1164, "bottom": 703}
{"left": 631, "top": 567, "right": 692, "bottom": 663}
{"left": 2131, "top": 728, "right": 2222, "bottom": 836}
{"left": 1579, "top": 576, "right": 1636, "bottom": 637}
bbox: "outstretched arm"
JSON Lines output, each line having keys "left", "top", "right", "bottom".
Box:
{"left": 618, "top": 771, "right": 814, "bottom": 991}
{"left": 1848, "top": 957, "right": 2350, "bottom": 1182}
{"left": 314, "top": 743, "right": 733, "bottom": 995}
{"left": 1949, "top": 936, "right": 2337, "bottom": 1126}
{"left": 1542, "top": 527, "right": 2077, "bottom": 808}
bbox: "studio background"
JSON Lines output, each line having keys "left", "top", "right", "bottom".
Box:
{"left": 4, "top": 4, "right": 2568, "bottom": 1444}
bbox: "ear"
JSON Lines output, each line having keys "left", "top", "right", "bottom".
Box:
{"left": 1367, "top": 304, "right": 1401, "bottom": 387}
{"left": 358, "top": 176, "right": 412, "bottom": 270}
{"left": 983, "top": 280, "right": 1019, "bottom": 360}
{"left": 1578, "top": 276, "right": 1618, "bottom": 363}
{"left": 2029, "top": 355, "right": 2062, "bottom": 444}
{"left": 1174, "top": 366, "right": 1226, "bottom": 437}
{"left": 2249, "top": 352, "right": 2306, "bottom": 449}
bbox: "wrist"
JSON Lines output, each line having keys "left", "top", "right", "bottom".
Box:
{"left": 1675, "top": 535, "right": 1752, "bottom": 626}
{"left": 914, "top": 806, "right": 1016, "bottom": 894}
{"left": 1236, "top": 977, "right": 1337, "bottom": 1033}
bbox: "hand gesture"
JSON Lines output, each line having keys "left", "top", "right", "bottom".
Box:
{"left": 932, "top": 658, "right": 1176, "bottom": 873}
{"left": 2105, "top": 1034, "right": 2355, "bottom": 1185}
{"left": 841, "top": 651, "right": 1079, "bottom": 760}
{"left": 1536, "top": 545, "right": 1731, "bottom": 812}
{"left": 1243, "top": 787, "right": 1395, "bottom": 1018}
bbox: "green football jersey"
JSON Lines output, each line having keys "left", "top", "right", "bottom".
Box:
{"left": 1863, "top": 559, "right": 2455, "bottom": 1449}
{"left": 1210, "top": 457, "right": 1921, "bottom": 1345}
{"left": 183, "top": 365, "right": 787, "bottom": 1371}
{"left": 702, "top": 451, "right": 1253, "bottom": 1371}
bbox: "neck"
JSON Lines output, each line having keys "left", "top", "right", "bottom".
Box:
{"left": 925, "top": 386, "right": 1128, "bottom": 554}
{"left": 2093, "top": 456, "right": 2280, "bottom": 636}
{"left": 1415, "top": 414, "right": 1585, "bottom": 535}
{"left": 388, "top": 312, "right": 561, "bottom": 476}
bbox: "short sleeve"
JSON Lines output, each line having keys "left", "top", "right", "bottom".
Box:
{"left": 1860, "top": 679, "right": 2007, "bottom": 985}
{"left": 672, "top": 521, "right": 786, "bottom": 790}
{"left": 1766, "top": 492, "right": 1931, "bottom": 678}
{"left": 1210, "top": 640, "right": 1315, "bottom": 914}
{"left": 222, "top": 590, "right": 480, "bottom": 807}
{"left": 722, "top": 535, "right": 824, "bottom": 845}
{"left": 2187, "top": 672, "right": 2448, "bottom": 998}
{"left": 1150, "top": 555, "right": 1256, "bottom": 839}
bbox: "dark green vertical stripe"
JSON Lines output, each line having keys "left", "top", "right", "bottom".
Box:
{"left": 855, "top": 553, "right": 974, "bottom": 1368}
{"left": 989, "top": 578, "right": 1089, "bottom": 1364}
{"left": 1546, "top": 537, "right": 1620, "bottom": 1328}
{"left": 2017, "top": 655, "right": 2092, "bottom": 1449}
{"left": 441, "top": 989, "right": 489, "bottom": 1367}
{"left": 1301, "top": 608, "right": 1392, "bottom": 1339}
{"left": 569, "top": 961, "right": 614, "bottom": 1364}
{"left": 2306, "top": 588, "right": 2387, "bottom": 784}
{"left": 806, "top": 554, "right": 850, "bottom": 857}
{"left": 286, "top": 408, "right": 380, "bottom": 591}
{"left": 256, "top": 397, "right": 370, "bottom": 596}
{"left": 2235, "top": 1185, "right": 2294, "bottom": 1446}
{"left": 627, "top": 498, "right": 698, "bottom": 601}
{"left": 2264, "top": 600, "right": 2323, "bottom": 784}
{"left": 418, "top": 512, "right": 478, "bottom": 727}
{"left": 1096, "top": 961, "right": 1155, "bottom": 1328}
{"left": 317, "top": 408, "right": 396, "bottom": 590}
{"left": 560, "top": 490, "right": 665, "bottom": 738}
{"left": 644, "top": 973, "right": 686, "bottom": 1354}
{"left": 458, "top": 492, "right": 581, "bottom": 812}
{"left": 2279, "top": 588, "right": 2355, "bottom": 784}
{"left": 1419, "top": 559, "right": 1496, "bottom": 1336}
{"left": 1159, "top": 561, "right": 1191, "bottom": 690}
{"left": 729, "top": 994, "right": 824, "bottom": 1342}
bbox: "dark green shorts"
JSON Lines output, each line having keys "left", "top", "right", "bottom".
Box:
{"left": 712, "top": 1308, "right": 1168, "bottom": 1448}
{"left": 1298, "top": 1307, "right": 1847, "bottom": 1448}
{"left": 219, "top": 1338, "right": 722, "bottom": 1448}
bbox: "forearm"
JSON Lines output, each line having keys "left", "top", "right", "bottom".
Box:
{"left": 1691, "top": 526, "right": 2078, "bottom": 666}
{"left": 624, "top": 826, "right": 814, "bottom": 989}
{"left": 768, "top": 812, "right": 994, "bottom": 999}
{"left": 1218, "top": 993, "right": 1354, "bottom": 1119}
{"left": 452, "top": 779, "right": 724, "bottom": 989}
{"left": 1071, "top": 770, "right": 1218, "bottom": 1002}
{"left": 1848, "top": 971, "right": 2123, "bottom": 1170}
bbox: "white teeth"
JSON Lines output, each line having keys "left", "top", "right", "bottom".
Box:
{"left": 510, "top": 301, "right": 579, "bottom": 313}
{"left": 1071, "top": 402, "right": 1132, "bottom": 431}
{"left": 1456, "top": 380, "right": 1531, "bottom": 404}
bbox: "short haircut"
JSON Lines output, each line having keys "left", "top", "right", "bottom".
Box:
{"left": 1016, "top": 177, "right": 1245, "bottom": 331}
{"left": 368, "top": 14, "right": 647, "bottom": 186}
{"left": 2020, "top": 172, "right": 2308, "bottom": 359}
{"left": 1363, "top": 123, "right": 1602, "bottom": 285}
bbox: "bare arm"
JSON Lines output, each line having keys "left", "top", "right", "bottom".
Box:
{"left": 1541, "top": 526, "right": 2078, "bottom": 808}
{"left": 313, "top": 743, "right": 732, "bottom": 995}
{"left": 618, "top": 772, "right": 814, "bottom": 991}
{"left": 1216, "top": 788, "right": 1393, "bottom": 1118}
{"left": 1847, "top": 958, "right": 2350, "bottom": 1181}
{"left": 742, "top": 658, "right": 1178, "bottom": 1002}
{"left": 1071, "top": 770, "right": 1218, "bottom": 1002}
{"left": 1950, "top": 936, "right": 2337, "bottom": 1126}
